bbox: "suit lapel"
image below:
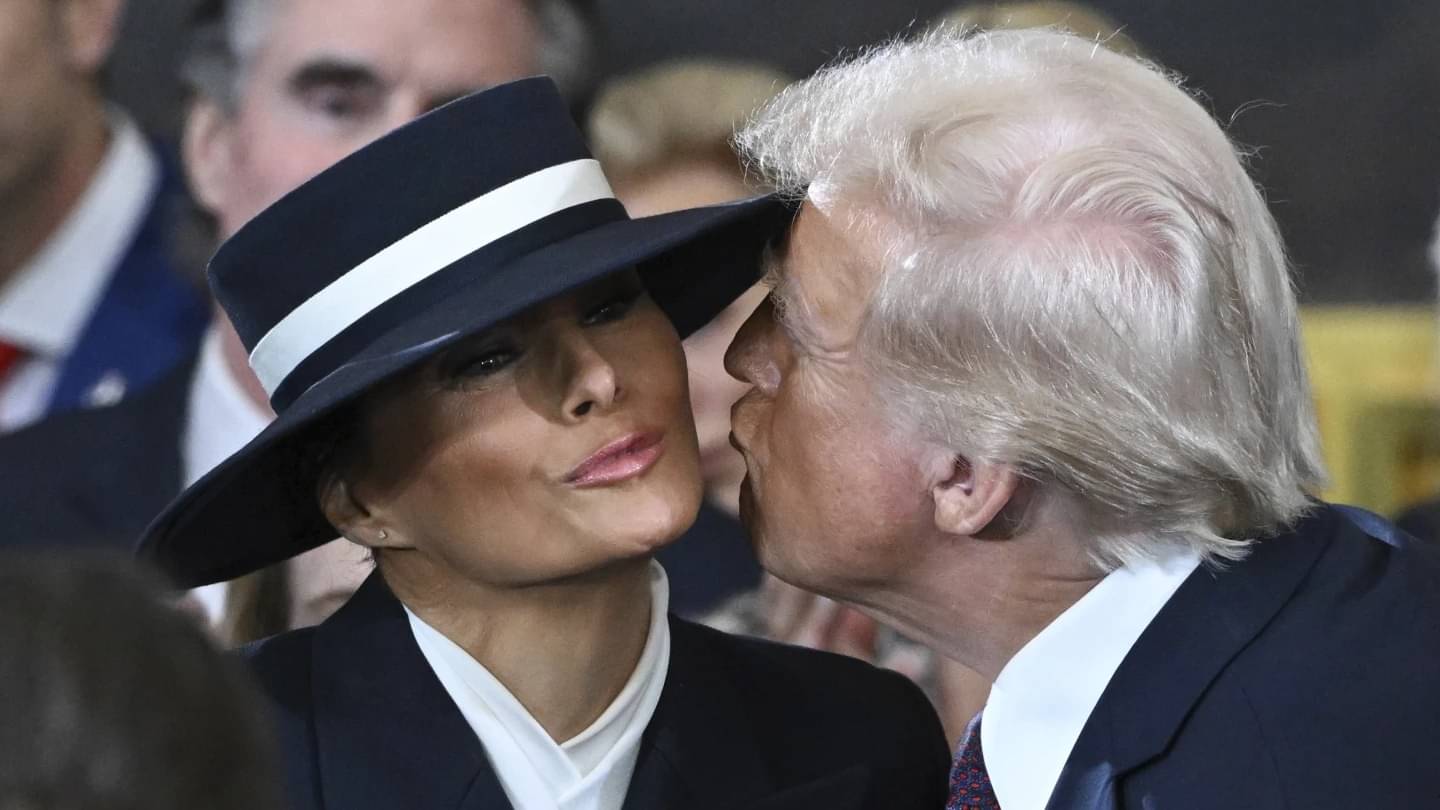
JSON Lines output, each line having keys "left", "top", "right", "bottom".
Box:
{"left": 623, "top": 619, "right": 871, "bottom": 810}
{"left": 310, "top": 572, "right": 512, "bottom": 810}
{"left": 1046, "top": 506, "right": 1343, "bottom": 810}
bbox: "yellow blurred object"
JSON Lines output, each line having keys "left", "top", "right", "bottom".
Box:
{"left": 1300, "top": 306, "right": 1440, "bottom": 516}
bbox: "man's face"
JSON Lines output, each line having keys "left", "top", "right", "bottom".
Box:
{"left": 725, "top": 202, "right": 935, "bottom": 598}
{"left": 0, "top": 0, "right": 93, "bottom": 207}
{"left": 189, "top": 0, "right": 541, "bottom": 237}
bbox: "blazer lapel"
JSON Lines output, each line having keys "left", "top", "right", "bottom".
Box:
{"left": 1046, "top": 506, "right": 1343, "bottom": 810}
{"left": 310, "top": 572, "right": 513, "bottom": 810}
{"left": 622, "top": 619, "right": 871, "bottom": 810}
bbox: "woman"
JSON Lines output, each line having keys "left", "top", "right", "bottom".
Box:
{"left": 138, "top": 78, "right": 949, "bottom": 810}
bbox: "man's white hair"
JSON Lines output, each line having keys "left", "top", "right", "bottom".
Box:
{"left": 737, "top": 28, "right": 1327, "bottom": 570}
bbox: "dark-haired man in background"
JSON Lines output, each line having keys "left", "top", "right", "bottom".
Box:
{"left": 0, "top": 0, "right": 207, "bottom": 433}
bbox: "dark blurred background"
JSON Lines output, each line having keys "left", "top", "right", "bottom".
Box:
{"left": 114, "top": 0, "right": 1440, "bottom": 304}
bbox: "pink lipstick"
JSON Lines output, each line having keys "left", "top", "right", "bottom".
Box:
{"left": 564, "top": 431, "right": 665, "bottom": 488}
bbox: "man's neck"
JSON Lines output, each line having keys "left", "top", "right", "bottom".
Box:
{"left": 0, "top": 101, "right": 111, "bottom": 290}
{"left": 865, "top": 524, "right": 1105, "bottom": 682}
{"left": 388, "top": 554, "right": 656, "bottom": 743}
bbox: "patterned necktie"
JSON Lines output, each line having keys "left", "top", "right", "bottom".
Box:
{"left": 946, "top": 712, "right": 1001, "bottom": 810}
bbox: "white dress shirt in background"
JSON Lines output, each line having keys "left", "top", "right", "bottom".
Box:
{"left": 982, "top": 549, "right": 1202, "bottom": 810}
{"left": 0, "top": 112, "right": 159, "bottom": 431}
{"left": 408, "top": 561, "right": 672, "bottom": 810}
{"left": 182, "top": 327, "right": 273, "bottom": 626}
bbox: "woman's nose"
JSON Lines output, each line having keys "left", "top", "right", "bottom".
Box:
{"left": 724, "top": 297, "right": 782, "bottom": 395}
{"left": 558, "top": 333, "right": 620, "bottom": 420}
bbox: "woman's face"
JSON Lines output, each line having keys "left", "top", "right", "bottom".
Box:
{"left": 334, "top": 271, "right": 703, "bottom": 587}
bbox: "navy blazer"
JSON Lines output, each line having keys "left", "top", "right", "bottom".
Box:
{"left": 1047, "top": 504, "right": 1440, "bottom": 809}
{"left": 244, "top": 572, "right": 950, "bottom": 810}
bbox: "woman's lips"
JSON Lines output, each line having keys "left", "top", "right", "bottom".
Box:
{"left": 564, "top": 431, "right": 666, "bottom": 488}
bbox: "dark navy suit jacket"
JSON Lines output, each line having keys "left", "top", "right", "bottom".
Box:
{"left": 244, "top": 572, "right": 950, "bottom": 810}
{"left": 0, "top": 351, "right": 195, "bottom": 550}
{"left": 1046, "top": 504, "right": 1440, "bottom": 809}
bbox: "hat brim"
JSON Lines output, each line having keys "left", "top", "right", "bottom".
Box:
{"left": 138, "top": 194, "right": 792, "bottom": 587}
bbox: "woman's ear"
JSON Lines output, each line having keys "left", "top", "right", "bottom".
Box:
{"left": 928, "top": 452, "right": 1022, "bottom": 538}
{"left": 318, "top": 476, "right": 406, "bottom": 551}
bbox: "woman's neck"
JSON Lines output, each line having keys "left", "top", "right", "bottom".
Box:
{"left": 389, "top": 555, "right": 656, "bottom": 742}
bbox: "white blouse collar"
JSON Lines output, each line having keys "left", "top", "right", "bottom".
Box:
{"left": 406, "top": 561, "right": 671, "bottom": 810}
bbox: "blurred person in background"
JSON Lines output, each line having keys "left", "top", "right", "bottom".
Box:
{"left": 0, "top": 0, "right": 207, "bottom": 434}
{"left": 217, "top": 534, "right": 371, "bottom": 644}
{"left": 938, "top": 0, "right": 1141, "bottom": 57}
{"left": 0, "top": 552, "right": 280, "bottom": 809}
{"left": 140, "top": 80, "right": 949, "bottom": 810}
{"left": 728, "top": 28, "right": 1440, "bottom": 809}
{"left": 0, "top": 0, "right": 591, "bottom": 638}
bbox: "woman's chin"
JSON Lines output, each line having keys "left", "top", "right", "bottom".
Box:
{"left": 604, "top": 493, "right": 701, "bottom": 555}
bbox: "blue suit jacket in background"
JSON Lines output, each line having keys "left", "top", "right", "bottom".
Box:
{"left": 1048, "top": 504, "right": 1440, "bottom": 809}
{"left": 43, "top": 144, "right": 207, "bottom": 417}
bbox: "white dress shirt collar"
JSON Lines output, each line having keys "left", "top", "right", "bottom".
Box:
{"left": 407, "top": 561, "right": 672, "bottom": 810}
{"left": 982, "top": 549, "right": 1201, "bottom": 810}
{"left": 183, "top": 326, "right": 273, "bottom": 626}
{"left": 0, "top": 110, "right": 158, "bottom": 358}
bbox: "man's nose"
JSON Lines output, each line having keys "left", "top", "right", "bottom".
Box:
{"left": 724, "top": 297, "right": 781, "bottom": 395}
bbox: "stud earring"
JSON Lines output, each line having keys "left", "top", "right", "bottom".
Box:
{"left": 378, "top": 530, "right": 388, "bottom": 541}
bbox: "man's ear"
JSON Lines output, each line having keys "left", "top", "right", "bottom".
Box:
{"left": 57, "top": 0, "right": 125, "bottom": 74}
{"left": 182, "top": 98, "right": 236, "bottom": 219}
{"left": 318, "top": 475, "right": 407, "bottom": 551}
{"left": 928, "top": 452, "right": 1023, "bottom": 538}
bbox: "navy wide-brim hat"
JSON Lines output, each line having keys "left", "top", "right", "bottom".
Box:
{"left": 138, "top": 77, "right": 789, "bottom": 588}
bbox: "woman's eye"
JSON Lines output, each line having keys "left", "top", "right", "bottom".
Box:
{"left": 582, "top": 288, "right": 643, "bottom": 326}
{"left": 452, "top": 348, "right": 518, "bottom": 378}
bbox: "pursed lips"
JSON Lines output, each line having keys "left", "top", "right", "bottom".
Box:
{"left": 563, "top": 430, "right": 666, "bottom": 488}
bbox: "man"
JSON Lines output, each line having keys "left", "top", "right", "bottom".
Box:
{"left": 0, "top": 0, "right": 207, "bottom": 433}
{"left": 726, "top": 28, "right": 1440, "bottom": 809}
{"left": 0, "top": 0, "right": 592, "bottom": 626}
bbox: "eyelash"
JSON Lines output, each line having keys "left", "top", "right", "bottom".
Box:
{"left": 447, "top": 288, "right": 644, "bottom": 380}
{"left": 581, "top": 286, "right": 643, "bottom": 325}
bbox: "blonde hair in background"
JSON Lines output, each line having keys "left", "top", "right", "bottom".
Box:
{"left": 939, "top": 1, "right": 1143, "bottom": 58}
{"left": 587, "top": 59, "right": 791, "bottom": 185}
{"left": 739, "top": 29, "right": 1326, "bottom": 570}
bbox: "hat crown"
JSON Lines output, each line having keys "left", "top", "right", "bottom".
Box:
{"left": 207, "top": 77, "right": 625, "bottom": 410}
